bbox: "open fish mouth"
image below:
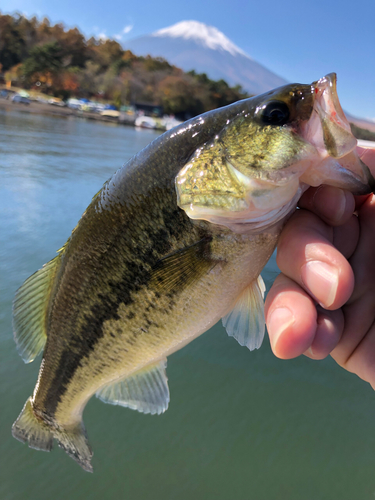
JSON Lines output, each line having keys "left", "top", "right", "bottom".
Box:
{"left": 312, "top": 73, "right": 356, "bottom": 158}
{"left": 301, "top": 73, "right": 375, "bottom": 194}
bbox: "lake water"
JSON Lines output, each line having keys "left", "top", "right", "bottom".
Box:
{"left": 1, "top": 109, "right": 375, "bottom": 500}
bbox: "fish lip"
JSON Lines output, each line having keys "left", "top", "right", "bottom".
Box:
{"left": 311, "top": 73, "right": 357, "bottom": 159}
{"left": 179, "top": 189, "right": 303, "bottom": 234}
{"left": 299, "top": 152, "right": 375, "bottom": 195}
{"left": 358, "top": 157, "right": 375, "bottom": 194}
{"left": 301, "top": 73, "right": 375, "bottom": 193}
{"left": 312, "top": 74, "right": 350, "bottom": 134}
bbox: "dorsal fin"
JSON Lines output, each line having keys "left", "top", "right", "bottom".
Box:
{"left": 222, "top": 275, "right": 266, "bottom": 351}
{"left": 13, "top": 255, "right": 61, "bottom": 363}
{"left": 96, "top": 359, "right": 169, "bottom": 415}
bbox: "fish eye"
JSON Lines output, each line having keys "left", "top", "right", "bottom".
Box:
{"left": 260, "top": 101, "right": 290, "bottom": 126}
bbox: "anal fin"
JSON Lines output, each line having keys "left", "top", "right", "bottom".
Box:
{"left": 222, "top": 275, "right": 266, "bottom": 351}
{"left": 12, "top": 398, "right": 53, "bottom": 452}
{"left": 96, "top": 359, "right": 169, "bottom": 415}
{"left": 55, "top": 422, "right": 93, "bottom": 473}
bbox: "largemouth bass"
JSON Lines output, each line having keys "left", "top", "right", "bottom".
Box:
{"left": 12, "top": 74, "right": 374, "bottom": 472}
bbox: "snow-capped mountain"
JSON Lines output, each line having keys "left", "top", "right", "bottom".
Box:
{"left": 154, "top": 21, "right": 247, "bottom": 57}
{"left": 125, "top": 21, "right": 287, "bottom": 95}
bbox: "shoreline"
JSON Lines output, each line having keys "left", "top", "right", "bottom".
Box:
{"left": 0, "top": 99, "right": 133, "bottom": 125}
{"left": 1, "top": 98, "right": 375, "bottom": 139}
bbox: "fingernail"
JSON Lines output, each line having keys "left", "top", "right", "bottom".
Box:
{"left": 301, "top": 261, "right": 338, "bottom": 308}
{"left": 268, "top": 307, "right": 295, "bottom": 350}
{"left": 305, "top": 347, "right": 315, "bottom": 357}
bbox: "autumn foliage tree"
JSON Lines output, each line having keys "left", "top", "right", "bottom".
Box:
{"left": 0, "top": 12, "right": 249, "bottom": 116}
{"left": 157, "top": 74, "right": 200, "bottom": 115}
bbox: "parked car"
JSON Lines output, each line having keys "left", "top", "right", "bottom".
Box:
{"left": 0, "top": 89, "right": 13, "bottom": 99}
{"left": 12, "top": 94, "right": 30, "bottom": 105}
{"left": 67, "top": 98, "right": 83, "bottom": 110}
{"left": 48, "top": 98, "right": 66, "bottom": 107}
{"left": 36, "top": 96, "right": 49, "bottom": 103}
{"left": 81, "top": 102, "right": 102, "bottom": 112}
{"left": 100, "top": 109, "right": 120, "bottom": 119}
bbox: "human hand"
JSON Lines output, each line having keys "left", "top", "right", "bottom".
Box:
{"left": 265, "top": 147, "right": 375, "bottom": 388}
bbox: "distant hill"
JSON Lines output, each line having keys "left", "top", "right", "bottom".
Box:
{"left": 125, "top": 20, "right": 288, "bottom": 95}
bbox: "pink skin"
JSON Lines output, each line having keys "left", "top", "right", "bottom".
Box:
{"left": 265, "top": 147, "right": 375, "bottom": 389}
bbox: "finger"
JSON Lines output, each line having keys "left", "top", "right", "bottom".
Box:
{"left": 334, "top": 321, "right": 375, "bottom": 390}
{"left": 304, "top": 307, "right": 344, "bottom": 360}
{"left": 332, "top": 296, "right": 375, "bottom": 371}
{"left": 298, "top": 147, "right": 375, "bottom": 220}
{"left": 298, "top": 185, "right": 355, "bottom": 226}
{"left": 276, "top": 209, "right": 354, "bottom": 310}
{"left": 265, "top": 274, "right": 317, "bottom": 359}
{"left": 266, "top": 275, "right": 344, "bottom": 360}
{"left": 348, "top": 194, "right": 375, "bottom": 304}
{"left": 354, "top": 147, "right": 375, "bottom": 210}
{"left": 332, "top": 214, "right": 359, "bottom": 259}
{"left": 331, "top": 194, "right": 375, "bottom": 367}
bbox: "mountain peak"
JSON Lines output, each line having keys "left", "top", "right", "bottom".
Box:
{"left": 127, "top": 21, "right": 287, "bottom": 95}
{"left": 152, "top": 20, "right": 249, "bottom": 58}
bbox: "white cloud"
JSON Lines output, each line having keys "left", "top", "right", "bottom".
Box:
{"left": 123, "top": 25, "right": 133, "bottom": 34}
{"left": 114, "top": 24, "right": 134, "bottom": 41}
{"left": 92, "top": 26, "right": 108, "bottom": 40}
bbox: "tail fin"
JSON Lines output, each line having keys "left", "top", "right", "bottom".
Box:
{"left": 54, "top": 422, "right": 93, "bottom": 473}
{"left": 12, "top": 398, "right": 93, "bottom": 472}
{"left": 12, "top": 398, "right": 53, "bottom": 451}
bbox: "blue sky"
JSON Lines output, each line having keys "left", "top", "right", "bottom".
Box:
{"left": 2, "top": 0, "right": 374, "bottom": 119}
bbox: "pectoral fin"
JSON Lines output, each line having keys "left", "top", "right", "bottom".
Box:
{"left": 13, "top": 255, "right": 61, "bottom": 363}
{"left": 222, "top": 275, "right": 266, "bottom": 351}
{"left": 151, "top": 237, "right": 215, "bottom": 294}
{"left": 96, "top": 359, "right": 169, "bottom": 415}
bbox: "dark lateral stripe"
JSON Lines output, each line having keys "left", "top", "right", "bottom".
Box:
{"left": 43, "top": 259, "right": 148, "bottom": 415}
{"left": 43, "top": 199, "right": 200, "bottom": 415}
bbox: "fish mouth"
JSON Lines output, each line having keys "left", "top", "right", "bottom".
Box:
{"left": 301, "top": 73, "right": 375, "bottom": 194}
{"left": 313, "top": 73, "right": 356, "bottom": 158}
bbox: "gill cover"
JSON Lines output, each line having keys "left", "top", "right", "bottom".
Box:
{"left": 175, "top": 82, "right": 316, "bottom": 230}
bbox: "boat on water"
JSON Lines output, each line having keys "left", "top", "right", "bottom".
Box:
{"left": 135, "top": 115, "right": 157, "bottom": 129}
{"left": 135, "top": 115, "right": 183, "bottom": 131}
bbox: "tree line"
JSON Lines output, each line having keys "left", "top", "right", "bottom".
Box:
{"left": 350, "top": 123, "right": 375, "bottom": 142}
{"left": 0, "top": 13, "right": 249, "bottom": 115}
